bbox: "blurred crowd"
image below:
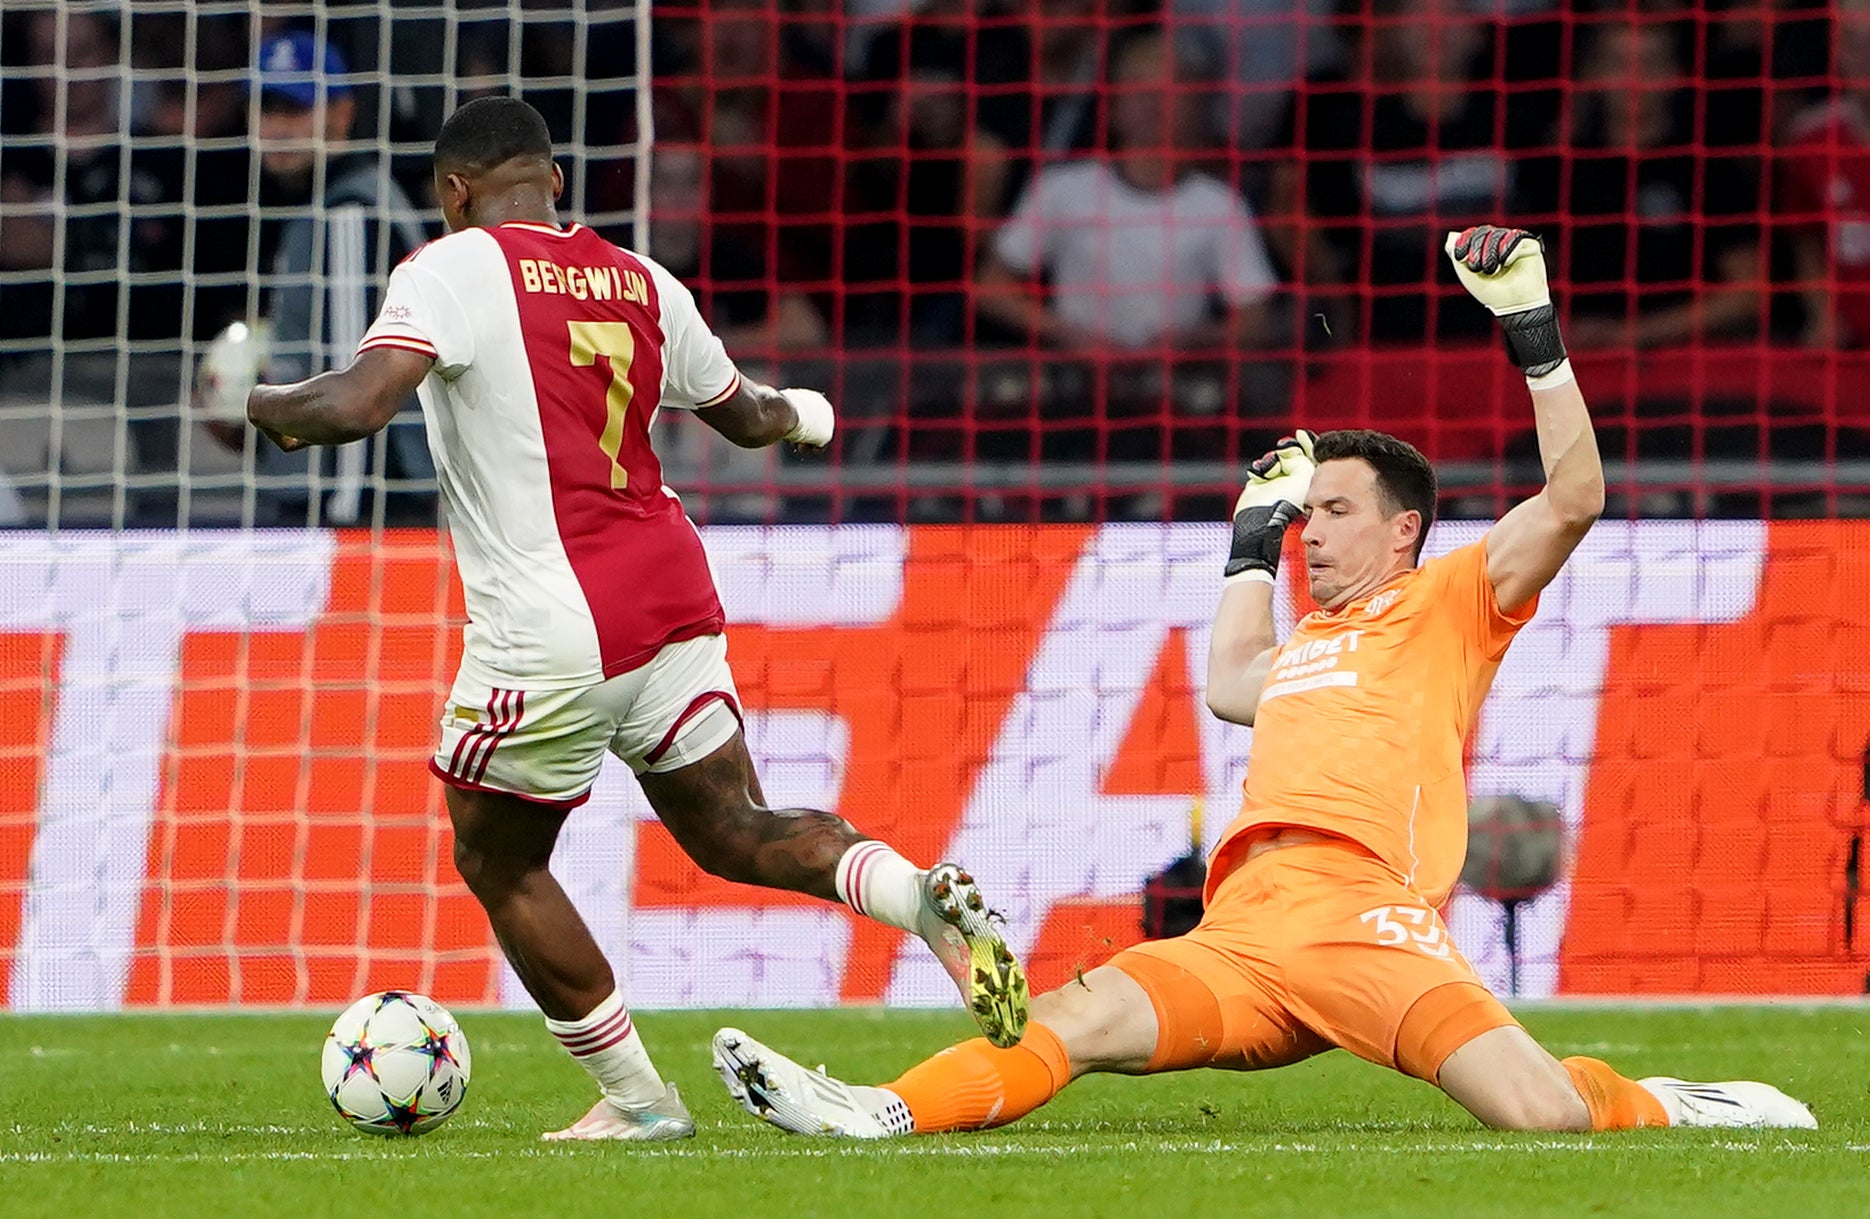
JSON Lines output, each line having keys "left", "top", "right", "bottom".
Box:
{"left": 0, "top": 0, "right": 1862, "bottom": 525}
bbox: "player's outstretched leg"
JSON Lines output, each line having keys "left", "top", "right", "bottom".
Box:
{"left": 714, "top": 965, "right": 1158, "bottom": 1137}
{"left": 1436, "top": 1022, "right": 1816, "bottom": 1131}
{"left": 640, "top": 733, "right": 1028, "bottom": 1047}
{"left": 447, "top": 787, "right": 695, "bottom": 1141}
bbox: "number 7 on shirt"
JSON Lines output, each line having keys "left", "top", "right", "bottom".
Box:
{"left": 567, "top": 320, "right": 635, "bottom": 491}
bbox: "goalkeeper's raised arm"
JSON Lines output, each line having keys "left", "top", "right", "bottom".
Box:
{"left": 1447, "top": 225, "right": 1606, "bottom": 616}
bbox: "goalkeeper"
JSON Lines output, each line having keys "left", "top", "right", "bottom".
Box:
{"left": 710, "top": 226, "right": 1818, "bottom": 1137}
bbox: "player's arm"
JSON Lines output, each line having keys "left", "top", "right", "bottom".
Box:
{"left": 1206, "top": 431, "right": 1316, "bottom": 726}
{"left": 246, "top": 347, "right": 433, "bottom": 450}
{"left": 694, "top": 379, "right": 835, "bottom": 450}
{"left": 1447, "top": 225, "right": 1605, "bottom": 615}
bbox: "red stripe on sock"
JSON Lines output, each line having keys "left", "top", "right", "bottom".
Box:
{"left": 556, "top": 1007, "right": 630, "bottom": 1053}
{"left": 567, "top": 1016, "right": 636, "bottom": 1058}
{"left": 844, "top": 842, "right": 887, "bottom": 918}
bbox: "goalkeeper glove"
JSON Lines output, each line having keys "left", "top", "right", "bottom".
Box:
{"left": 1225, "top": 430, "right": 1317, "bottom": 584}
{"left": 1445, "top": 226, "right": 1569, "bottom": 383}
{"left": 781, "top": 387, "right": 835, "bottom": 447}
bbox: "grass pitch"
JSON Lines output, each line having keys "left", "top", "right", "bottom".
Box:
{"left": 3, "top": 1005, "right": 1867, "bottom": 1218}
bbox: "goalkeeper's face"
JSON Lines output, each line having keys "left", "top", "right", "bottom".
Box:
{"left": 1299, "top": 459, "right": 1422, "bottom": 609}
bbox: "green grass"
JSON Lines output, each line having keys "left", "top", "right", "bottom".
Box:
{"left": 3, "top": 1006, "right": 1867, "bottom": 1218}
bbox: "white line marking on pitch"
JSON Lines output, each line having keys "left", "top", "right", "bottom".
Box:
{"left": 0, "top": 1138, "right": 1851, "bottom": 1165}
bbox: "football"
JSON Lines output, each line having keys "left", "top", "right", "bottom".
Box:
{"left": 320, "top": 990, "right": 472, "bottom": 1137}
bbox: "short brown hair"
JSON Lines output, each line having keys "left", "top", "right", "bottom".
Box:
{"left": 1311, "top": 429, "right": 1438, "bottom": 562}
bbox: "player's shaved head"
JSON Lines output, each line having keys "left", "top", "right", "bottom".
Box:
{"left": 434, "top": 96, "right": 554, "bottom": 177}
{"left": 432, "top": 97, "right": 562, "bottom": 233}
{"left": 1311, "top": 430, "right": 1438, "bottom": 562}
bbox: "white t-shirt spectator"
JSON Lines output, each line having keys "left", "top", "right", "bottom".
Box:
{"left": 993, "top": 160, "right": 1279, "bottom": 349}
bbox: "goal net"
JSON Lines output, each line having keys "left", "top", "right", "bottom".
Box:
{"left": 2, "top": 1, "right": 1868, "bottom": 1013}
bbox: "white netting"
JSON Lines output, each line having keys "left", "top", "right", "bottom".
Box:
{"left": 0, "top": 0, "right": 649, "bottom": 530}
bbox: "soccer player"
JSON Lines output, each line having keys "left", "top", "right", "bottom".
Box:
{"left": 244, "top": 97, "right": 1028, "bottom": 1141}
{"left": 710, "top": 226, "right": 1818, "bottom": 1137}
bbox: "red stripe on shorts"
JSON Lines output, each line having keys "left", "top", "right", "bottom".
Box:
{"left": 470, "top": 689, "right": 524, "bottom": 784}
{"left": 447, "top": 689, "right": 502, "bottom": 778}
{"left": 456, "top": 689, "right": 506, "bottom": 781}
{"left": 642, "top": 690, "right": 742, "bottom": 766}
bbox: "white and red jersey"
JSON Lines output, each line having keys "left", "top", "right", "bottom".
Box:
{"left": 1782, "top": 100, "right": 1870, "bottom": 344}
{"left": 358, "top": 220, "right": 741, "bottom": 688}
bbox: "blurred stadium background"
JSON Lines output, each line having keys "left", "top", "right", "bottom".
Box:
{"left": 2, "top": 1, "right": 1868, "bottom": 1016}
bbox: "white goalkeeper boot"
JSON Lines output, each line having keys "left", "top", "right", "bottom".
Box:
{"left": 712, "top": 1027, "right": 911, "bottom": 1139}
{"left": 541, "top": 1084, "right": 697, "bottom": 1141}
{"left": 1638, "top": 1078, "right": 1817, "bottom": 1129}
{"left": 917, "top": 863, "right": 1030, "bottom": 1049}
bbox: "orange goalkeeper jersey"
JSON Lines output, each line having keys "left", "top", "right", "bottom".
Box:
{"left": 1209, "top": 540, "right": 1538, "bottom": 908}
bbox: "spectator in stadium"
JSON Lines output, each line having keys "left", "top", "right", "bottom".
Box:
{"left": 975, "top": 28, "right": 1279, "bottom": 354}
{"left": 207, "top": 32, "right": 434, "bottom": 526}
{"left": 648, "top": 146, "right": 828, "bottom": 350}
{"left": 1693, "top": 0, "right": 1832, "bottom": 148}
{"left": 650, "top": 0, "right": 849, "bottom": 334}
{"left": 974, "top": 0, "right": 1110, "bottom": 194}
{"left": 1528, "top": 19, "right": 1768, "bottom": 350}
{"left": 843, "top": 23, "right": 1013, "bottom": 345}
{"left": 1782, "top": 0, "right": 1870, "bottom": 350}
{"left": 0, "top": 7, "right": 179, "bottom": 346}
{"left": 1168, "top": 0, "right": 1343, "bottom": 151}
{"left": 858, "top": 0, "right": 1114, "bottom": 207}
{"left": 1265, "top": 0, "right": 1547, "bottom": 344}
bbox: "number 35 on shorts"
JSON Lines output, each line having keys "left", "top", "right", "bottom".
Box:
{"left": 1360, "top": 905, "right": 1453, "bottom": 959}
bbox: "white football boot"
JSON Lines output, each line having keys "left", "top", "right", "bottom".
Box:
{"left": 712, "top": 1027, "right": 911, "bottom": 1139}
{"left": 918, "top": 863, "right": 1030, "bottom": 1048}
{"left": 1638, "top": 1077, "right": 1818, "bottom": 1129}
{"left": 541, "top": 1083, "right": 697, "bottom": 1141}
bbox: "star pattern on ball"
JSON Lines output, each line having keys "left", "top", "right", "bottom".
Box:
{"left": 414, "top": 1021, "right": 459, "bottom": 1072}
{"left": 339, "top": 1036, "right": 377, "bottom": 1083}
{"left": 382, "top": 1094, "right": 424, "bottom": 1135}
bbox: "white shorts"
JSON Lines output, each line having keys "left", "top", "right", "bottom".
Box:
{"left": 429, "top": 633, "right": 742, "bottom": 809}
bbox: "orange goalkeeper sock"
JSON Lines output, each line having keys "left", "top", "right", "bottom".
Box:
{"left": 885, "top": 1024, "right": 1072, "bottom": 1133}
{"left": 1562, "top": 1056, "right": 1670, "bottom": 1130}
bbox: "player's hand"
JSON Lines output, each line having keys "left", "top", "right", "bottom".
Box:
{"left": 1446, "top": 226, "right": 1549, "bottom": 316}
{"left": 258, "top": 424, "right": 309, "bottom": 453}
{"left": 194, "top": 319, "right": 273, "bottom": 424}
{"left": 1445, "top": 226, "right": 1568, "bottom": 380}
{"left": 780, "top": 387, "right": 835, "bottom": 448}
{"left": 1224, "top": 429, "right": 1316, "bottom": 584}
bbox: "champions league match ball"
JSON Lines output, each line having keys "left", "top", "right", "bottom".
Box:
{"left": 321, "top": 991, "right": 472, "bottom": 1137}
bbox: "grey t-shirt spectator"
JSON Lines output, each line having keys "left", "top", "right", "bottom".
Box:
{"left": 993, "top": 160, "right": 1279, "bottom": 348}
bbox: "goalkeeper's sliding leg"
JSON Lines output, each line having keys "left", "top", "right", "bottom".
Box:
{"left": 713, "top": 853, "right": 1815, "bottom": 1137}
{"left": 715, "top": 962, "right": 1815, "bottom": 1138}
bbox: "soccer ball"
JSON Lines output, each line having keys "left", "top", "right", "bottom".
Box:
{"left": 321, "top": 990, "right": 472, "bottom": 1137}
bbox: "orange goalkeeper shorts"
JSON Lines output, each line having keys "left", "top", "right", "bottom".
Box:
{"left": 1109, "top": 834, "right": 1518, "bottom": 1082}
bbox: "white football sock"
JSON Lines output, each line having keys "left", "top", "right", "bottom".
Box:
{"left": 544, "top": 990, "right": 665, "bottom": 1110}
{"left": 834, "top": 840, "right": 924, "bottom": 933}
